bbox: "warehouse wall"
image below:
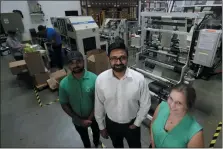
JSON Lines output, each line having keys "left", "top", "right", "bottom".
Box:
{"left": 1, "top": 1, "right": 81, "bottom": 41}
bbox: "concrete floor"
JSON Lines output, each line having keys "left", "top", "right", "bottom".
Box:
{"left": 1, "top": 55, "right": 222, "bottom": 148}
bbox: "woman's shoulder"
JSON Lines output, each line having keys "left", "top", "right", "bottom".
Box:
{"left": 160, "top": 101, "right": 168, "bottom": 109}
{"left": 187, "top": 116, "right": 203, "bottom": 139}
{"left": 190, "top": 118, "right": 203, "bottom": 131}
{"left": 156, "top": 101, "right": 169, "bottom": 114}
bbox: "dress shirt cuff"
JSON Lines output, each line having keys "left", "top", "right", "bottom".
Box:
{"left": 134, "top": 117, "right": 143, "bottom": 127}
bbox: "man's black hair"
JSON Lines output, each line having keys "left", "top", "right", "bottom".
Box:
{"left": 107, "top": 36, "right": 128, "bottom": 56}
{"left": 38, "top": 25, "right": 46, "bottom": 32}
{"left": 37, "top": 31, "right": 46, "bottom": 38}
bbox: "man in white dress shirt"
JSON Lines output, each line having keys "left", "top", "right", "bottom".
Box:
{"left": 95, "top": 37, "right": 151, "bottom": 148}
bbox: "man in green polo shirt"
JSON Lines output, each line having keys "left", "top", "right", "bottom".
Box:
{"left": 59, "top": 51, "right": 101, "bottom": 148}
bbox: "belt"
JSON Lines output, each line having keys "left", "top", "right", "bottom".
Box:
{"left": 106, "top": 115, "right": 136, "bottom": 125}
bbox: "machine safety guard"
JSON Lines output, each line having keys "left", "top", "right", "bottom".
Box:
{"left": 33, "top": 87, "right": 59, "bottom": 107}
{"left": 209, "top": 121, "right": 222, "bottom": 148}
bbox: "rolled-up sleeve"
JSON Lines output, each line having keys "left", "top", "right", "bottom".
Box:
{"left": 94, "top": 78, "right": 106, "bottom": 130}
{"left": 134, "top": 77, "right": 151, "bottom": 127}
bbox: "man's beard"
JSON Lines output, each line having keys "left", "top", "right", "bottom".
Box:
{"left": 111, "top": 64, "right": 127, "bottom": 72}
{"left": 72, "top": 67, "right": 84, "bottom": 74}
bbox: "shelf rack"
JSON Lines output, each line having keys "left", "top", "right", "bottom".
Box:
{"left": 80, "top": 0, "right": 139, "bottom": 27}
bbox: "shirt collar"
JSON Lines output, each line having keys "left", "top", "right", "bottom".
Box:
{"left": 109, "top": 67, "right": 133, "bottom": 79}
{"left": 83, "top": 69, "right": 90, "bottom": 79}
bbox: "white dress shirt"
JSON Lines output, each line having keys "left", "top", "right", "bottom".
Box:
{"left": 95, "top": 68, "right": 151, "bottom": 130}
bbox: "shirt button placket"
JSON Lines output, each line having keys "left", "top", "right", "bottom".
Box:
{"left": 117, "top": 81, "right": 122, "bottom": 121}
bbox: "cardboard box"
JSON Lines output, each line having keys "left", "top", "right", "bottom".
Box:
{"left": 47, "top": 69, "right": 67, "bottom": 90}
{"left": 24, "top": 51, "right": 46, "bottom": 76}
{"left": 9, "top": 60, "right": 27, "bottom": 75}
{"left": 49, "top": 69, "right": 67, "bottom": 82}
{"left": 47, "top": 78, "right": 59, "bottom": 90}
{"left": 34, "top": 72, "right": 50, "bottom": 86}
{"left": 87, "top": 49, "right": 109, "bottom": 75}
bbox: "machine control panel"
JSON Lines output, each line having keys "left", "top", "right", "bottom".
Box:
{"left": 193, "top": 29, "right": 222, "bottom": 67}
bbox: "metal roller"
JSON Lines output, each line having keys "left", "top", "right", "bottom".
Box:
{"left": 144, "top": 58, "right": 183, "bottom": 73}
{"left": 148, "top": 96, "right": 160, "bottom": 116}
{"left": 145, "top": 58, "right": 175, "bottom": 70}
{"left": 151, "top": 20, "right": 185, "bottom": 27}
{"left": 149, "top": 82, "right": 163, "bottom": 94}
{"left": 149, "top": 81, "right": 170, "bottom": 94}
{"left": 132, "top": 67, "right": 173, "bottom": 84}
{"left": 146, "top": 48, "right": 177, "bottom": 58}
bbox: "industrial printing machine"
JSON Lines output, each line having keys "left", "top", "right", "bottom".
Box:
{"left": 99, "top": 18, "right": 138, "bottom": 48}
{"left": 50, "top": 16, "right": 102, "bottom": 55}
{"left": 131, "top": 12, "right": 222, "bottom": 120}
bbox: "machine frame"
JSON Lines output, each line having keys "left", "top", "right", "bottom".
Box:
{"left": 51, "top": 16, "right": 102, "bottom": 56}
{"left": 136, "top": 12, "right": 199, "bottom": 84}
{"left": 131, "top": 12, "right": 203, "bottom": 120}
{"left": 99, "top": 18, "right": 128, "bottom": 47}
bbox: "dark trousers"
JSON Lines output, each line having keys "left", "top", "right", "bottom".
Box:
{"left": 52, "top": 44, "right": 63, "bottom": 69}
{"left": 106, "top": 116, "right": 141, "bottom": 148}
{"left": 74, "top": 119, "right": 100, "bottom": 148}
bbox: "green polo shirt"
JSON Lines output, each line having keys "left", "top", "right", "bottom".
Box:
{"left": 59, "top": 70, "right": 97, "bottom": 125}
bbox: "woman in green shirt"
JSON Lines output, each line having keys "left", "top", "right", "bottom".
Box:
{"left": 150, "top": 84, "right": 204, "bottom": 148}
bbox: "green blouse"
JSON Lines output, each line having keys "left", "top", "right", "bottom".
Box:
{"left": 152, "top": 101, "right": 202, "bottom": 148}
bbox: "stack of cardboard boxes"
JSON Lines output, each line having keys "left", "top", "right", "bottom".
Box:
{"left": 9, "top": 49, "right": 109, "bottom": 89}
{"left": 9, "top": 51, "right": 67, "bottom": 89}
{"left": 24, "top": 51, "right": 49, "bottom": 87}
